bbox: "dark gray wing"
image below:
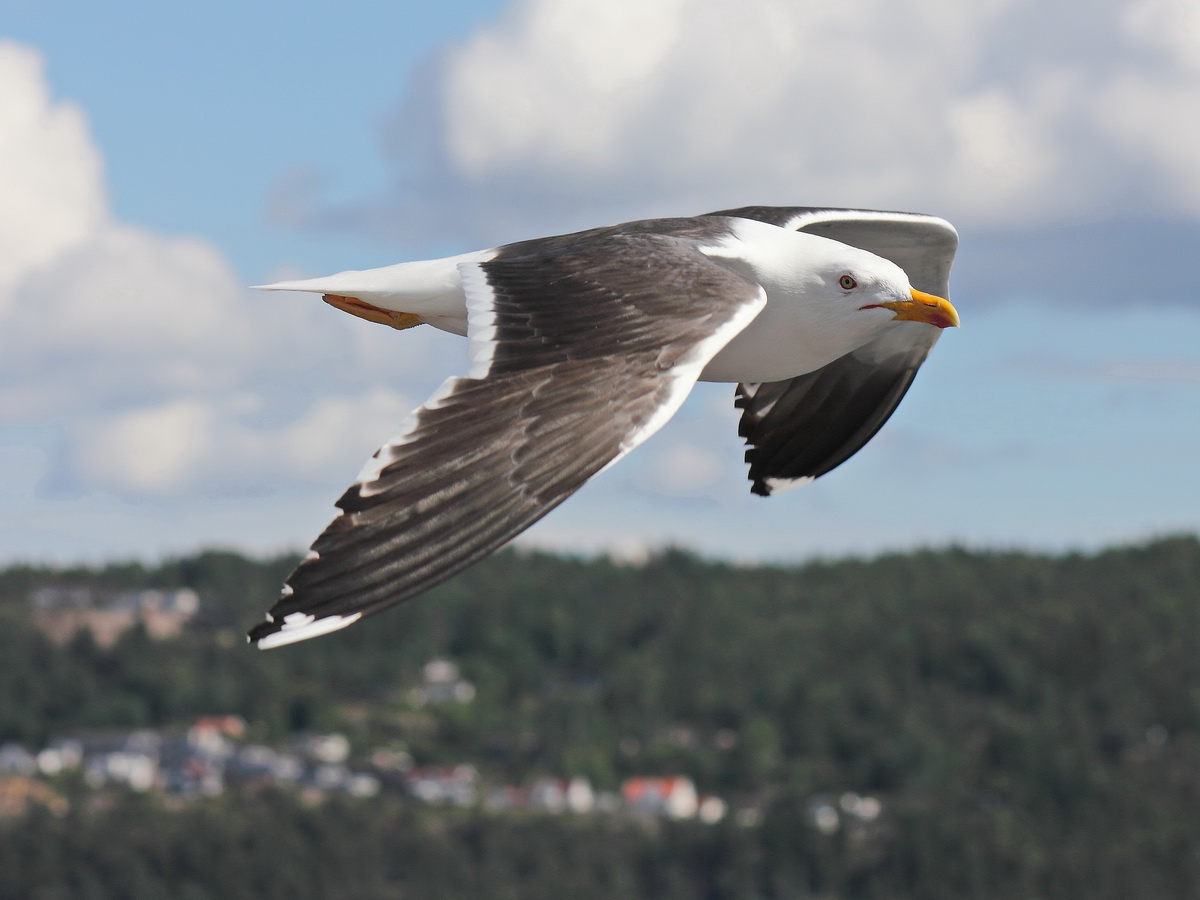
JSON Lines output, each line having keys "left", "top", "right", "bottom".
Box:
{"left": 735, "top": 324, "right": 938, "bottom": 495}
{"left": 706, "top": 206, "right": 958, "bottom": 496}
{"left": 249, "top": 228, "right": 765, "bottom": 647}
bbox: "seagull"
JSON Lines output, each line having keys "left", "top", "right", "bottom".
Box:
{"left": 248, "top": 206, "right": 959, "bottom": 649}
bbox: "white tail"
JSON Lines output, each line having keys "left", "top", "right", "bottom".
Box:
{"left": 254, "top": 247, "right": 496, "bottom": 318}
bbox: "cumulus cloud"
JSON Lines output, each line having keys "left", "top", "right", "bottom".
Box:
{"left": 0, "top": 42, "right": 105, "bottom": 296}
{"left": 0, "top": 42, "right": 441, "bottom": 501}
{"left": 71, "top": 388, "right": 415, "bottom": 496}
{"left": 281, "top": 0, "right": 1200, "bottom": 249}
{"left": 0, "top": 227, "right": 257, "bottom": 417}
{"left": 1094, "top": 0, "right": 1200, "bottom": 211}
{"left": 74, "top": 400, "right": 218, "bottom": 495}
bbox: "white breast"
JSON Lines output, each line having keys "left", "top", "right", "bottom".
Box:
{"left": 697, "top": 219, "right": 903, "bottom": 383}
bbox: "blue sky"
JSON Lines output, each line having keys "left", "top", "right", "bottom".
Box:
{"left": 1, "top": 0, "right": 1198, "bottom": 565}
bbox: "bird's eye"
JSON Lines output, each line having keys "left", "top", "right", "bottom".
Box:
{"left": 839, "top": 274, "right": 858, "bottom": 290}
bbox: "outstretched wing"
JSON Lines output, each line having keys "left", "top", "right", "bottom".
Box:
{"left": 249, "top": 228, "right": 765, "bottom": 647}
{"left": 734, "top": 324, "right": 939, "bottom": 495}
{"left": 706, "top": 206, "right": 958, "bottom": 496}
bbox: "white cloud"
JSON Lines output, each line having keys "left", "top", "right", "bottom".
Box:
{"left": 0, "top": 42, "right": 106, "bottom": 297}
{"left": 0, "top": 226, "right": 258, "bottom": 416}
{"left": 420, "top": 0, "right": 1045, "bottom": 233}
{"left": 1121, "top": 0, "right": 1200, "bottom": 71}
{"left": 293, "top": 0, "right": 1200, "bottom": 247}
{"left": 942, "top": 84, "right": 1069, "bottom": 220}
{"left": 72, "top": 388, "right": 414, "bottom": 496}
{"left": 443, "top": 0, "right": 690, "bottom": 176}
{"left": 1093, "top": 0, "right": 1200, "bottom": 212}
{"left": 0, "top": 42, "right": 443, "bottom": 501}
{"left": 1096, "top": 76, "right": 1200, "bottom": 212}
{"left": 75, "top": 400, "right": 217, "bottom": 495}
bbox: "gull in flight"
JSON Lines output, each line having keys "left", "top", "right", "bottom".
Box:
{"left": 248, "top": 206, "right": 959, "bottom": 648}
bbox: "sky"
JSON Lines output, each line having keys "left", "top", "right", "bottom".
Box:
{"left": 1, "top": 0, "right": 1198, "bottom": 567}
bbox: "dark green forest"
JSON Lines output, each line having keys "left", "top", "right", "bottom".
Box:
{"left": 2, "top": 536, "right": 1199, "bottom": 899}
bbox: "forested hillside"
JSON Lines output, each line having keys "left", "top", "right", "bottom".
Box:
{"left": 2, "top": 537, "right": 1199, "bottom": 899}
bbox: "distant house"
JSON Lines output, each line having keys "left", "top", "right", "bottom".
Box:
{"left": 404, "top": 764, "right": 478, "bottom": 806}
{"left": 154, "top": 718, "right": 255, "bottom": 798}
{"left": 483, "top": 785, "right": 529, "bottom": 813}
{"left": 343, "top": 772, "right": 382, "bottom": 798}
{"left": 304, "top": 763, "right": 380, "bottom": 798}
{"left": 483, "top": 777, "right": 595, "bottom": 814}
{"left": 29, "top": 586, "right": 199, "bottom": 647}
{"left": 293, "top": 732, "right": 351, "bottom": 765}
{"left": 187, "top": 716, "right": 246, "bottom": 755}
{"left": 158, "top": 734, "right": 226, "bottom": 798}
{"left": 369, "top": 746, "right": 413, "bottom": 772}
{"left": 621, "top": 776, "right": 699, "bottom": 819}
{"left": 312, "top": 763, "right": 351, "bottom": 791}
{"left": 410, "top": 658, "right": 476, "bottom": 706}
{"left": 0, "top": 776, "right": 68, "bottom": 819}
{"left": 35, "top": 739, "right": 83, "bottom": 776}
{"left": 225, "top": 744, "right": 304, "bottom": 786}
{"left": 529, "top": 776, "right": 595, "bottom": 814}
{"left": 0, "top": 743, "right": 37, "bottom": 777}
{"left": 805, "top": 791, "right": 884, "bottom": 835}
{"left": 66, "top": 728, "right": 220, "bottom": 796}
{"left": 80, "top": 731, "right": 160, "bottom": 792}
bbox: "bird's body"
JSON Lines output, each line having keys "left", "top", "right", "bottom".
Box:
{"left": 249, "top": 207, "right": 959, "bottom": 649}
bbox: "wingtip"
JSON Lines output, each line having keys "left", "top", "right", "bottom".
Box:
{"left": 748, "top": 474, "right": 815, "bottom": 497}
{"left": 248, "top": 610, "right": 364, "bottom": 649}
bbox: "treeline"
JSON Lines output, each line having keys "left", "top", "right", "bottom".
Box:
{"left": 2, "top": 537, "right": 1200, "bottom": 897}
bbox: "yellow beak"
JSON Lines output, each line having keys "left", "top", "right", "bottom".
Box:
{"left": 864, "top": 289, "right": 960, "bottom": 329}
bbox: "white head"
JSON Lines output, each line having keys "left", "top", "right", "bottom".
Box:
{"left": 797, "top": 237, "right": 959, "bottom": 343}
{"left": 703, "top": 221, "right": 959, "bottom": 382}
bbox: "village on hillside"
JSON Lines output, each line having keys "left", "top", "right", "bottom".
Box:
{"left": 3, "top": 583, "right": 887, "bottom": 837}
{"left": 1, "top": 705, "right": 883, "bottom": 838}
